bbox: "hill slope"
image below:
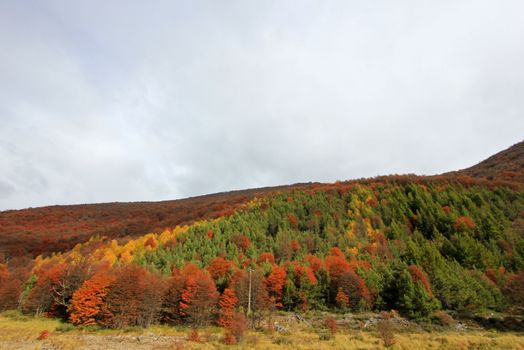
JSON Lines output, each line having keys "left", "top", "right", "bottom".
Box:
{"left": 0, "top": 141, "right": 523, "bottom": 260}
{"left": 1, "top": 142, "right": 524, "bottom": 330}
{"left": 449, "top": 140, "right": 524, "bottom": 183}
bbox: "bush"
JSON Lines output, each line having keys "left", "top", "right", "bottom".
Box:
{"left": 433, "top": 310, "right": 453, "bottom": 326}
{"left": 325, "top": 316, "right": 337, "bottom": 335}
{"left": 187, "top": 328, "right": 201, "bottom": 342}
{"left": 226, "top": 313, "right": 247, "bottom": 343}
{"left": 377, "top": 320, "right": 395, "bottom": 347}
{"left": 37, "top": 330, "right": 50, "bottom": 340}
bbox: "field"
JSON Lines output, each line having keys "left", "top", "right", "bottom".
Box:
{"left": 1, "top": 311, "right": 524, "bottom": 350}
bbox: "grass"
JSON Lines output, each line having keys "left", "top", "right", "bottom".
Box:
{"left": 1, "top": 310, "right": 524, "bottom": 349}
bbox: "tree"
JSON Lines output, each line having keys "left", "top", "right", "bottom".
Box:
{"left": 230, "top": 269, "right": 271, "bottom": 327}
{"left": 396, "top": 269, "right": 439, "bottom": 320}
{"left": 266, "top": 266, "right": 286, "bottom": 308}
{"left": 179, "top": 268, "right": 219, "bottom": 326}
{"left": 338, "top": 270, "right": 371, "bottom": 311}
{"left": 218, "top": 288, "right": 237, "bottom": 327}
{"left": 69, "top": 271, "right": 115, "bottom": 326}
{"left": 504, "top": 271, "right": 524, "bottom": 309}
{"left": 101, "top": 265, "right": 164, "bottom": 328}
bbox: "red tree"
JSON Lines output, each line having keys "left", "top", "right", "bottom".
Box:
{"left": 266, "top": 266, "right": 287, "bottom": 308}
{"left": 217, "top": 288, "right": 237, "bottom": 327}
{"left": 407, "top": 265, "right": 433, "bottom": 297}
{"left": 69, "top": 271, "right": 115, "bottom": 326}
{"left": 179, "top": 267, "right": 219, "bottom": 326}
{"left": 257, "top": 252, "right": 275, "bottom": 265}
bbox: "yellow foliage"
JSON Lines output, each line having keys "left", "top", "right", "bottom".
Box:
{"left": 119, "top": 250, "right": 133, "bottom": 264}
{"left": 347, "top": 247, "right": 359, "bottom": 257}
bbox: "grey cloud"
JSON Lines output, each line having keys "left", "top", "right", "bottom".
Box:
{"left": 1, "top": 0, "right": 523, "bottom": 210}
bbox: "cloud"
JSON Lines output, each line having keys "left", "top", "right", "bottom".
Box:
{"left": 1, "top": 0, "right": 523, "bottom": 210}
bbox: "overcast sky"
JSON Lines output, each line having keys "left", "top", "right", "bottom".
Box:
{"left": 1, "top": 1, "right": 523, "bottom": 210}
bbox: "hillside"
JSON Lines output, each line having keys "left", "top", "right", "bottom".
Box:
{"left": 448, "top": 140, "right": 524, "bottom": 183}
{"left": 1, "top": 142, "right": 523, "bottom": 260}
{"left": 1, "top": 142, "right": 524, "bottom": 337}
{"left": 2, "top": 179, "right": 523, "bottom": 328}
{"left": 0, "top": 184, "right": 317, "bottom": 259}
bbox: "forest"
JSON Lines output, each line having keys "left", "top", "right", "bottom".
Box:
{"left": 1, "top": 179, "right": 523, "bottom": 338}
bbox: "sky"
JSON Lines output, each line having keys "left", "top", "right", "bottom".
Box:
{"left": 1, "top": 1, "right": 523, "bottom": 210}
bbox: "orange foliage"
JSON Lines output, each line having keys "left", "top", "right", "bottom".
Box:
{"left": 207, "top": 257, "right": 234, "bottom": 281}
{"left": 454, "top": 216, "right": 476, "bottom": 230}
{"left": 288, "top": 213, "right": 298, "bottom": 228}
{"left": 218, "top": 288, "right": 237, "bottom": 327}
{"left": 257, "top": 252, "right": 275, "bottom": 265}
{"left": 335, "top": 287, "right": 349, "bottom": 308}
{"left": 407, "top": 265, "right": 433, "bottom": 297}
{"left": 306, "top": 254, "right": 322, "bottom": 273}
{"left": 69, "top": 271, "right": 115, "bottom": 326}
{"left": 290, "top": 240, "right": 300, "bottom": 252}
{"left": 325, "top": 255, "right": 351, "bottom": 282}
{"left": 266, "top": 266, "right": 286, "bottom": 308}
{"left": 179, "top": 268, "right": 219, "bottom": 326}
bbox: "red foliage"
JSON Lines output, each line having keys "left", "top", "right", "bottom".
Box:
{"left": 306, "top": 254, "right": 322, "bottom": 273}
{"left": 290, "top": 240, "right": 300, "bottom": 252}
{"left": 207, "top": 257, "right": 234, "bottom": 281}
{"left": 187, "top": 328, "right": 201, "bottom": 342}
{"left": 504, "top": 270, "right": 524, "bottom": 307}
{"left": 329, "top": 247, "right": 345, "bottom": 257}
{"left": 232, "top": 234, "right": 250, "bottom": 251}
{"left": 218, "top": 288, "right": 238, "bottom": 327}
{"left": 257, "top": 252, "right": 275, "bottom": 265}
{"left": 179, "top": 268, "right": 219, "bottom": 326}
{"left": 266, "top": 266, "right": 287, "bottom": 308}
{"left": 69, "top": 271, "right": 115, "bottom": 326}
{"left": 335, "top": 287, "right": 349, "bottom": 308}
{"left": 408, "top": 265, "right": 433, "bottom": 297}
{"left": 325, "top": 255, "right": 351, "bottom": 282}
{"left": 454, "top": 216, "right": 476, "bottom": 230}
{"left": 338, "top": 270, "right": 371, "bottom": 310}
{"left": 37, "top": 330, "right": 50, "bottom": 340}
{"left": 225, "top": 312, "right": 247, "bottom": 344}
{"left": 0, "top": 265, "right": 23, "bottom": 311}
{"left": 325, "top": 316, "right": 337, "bottom": 334}
{"left": 288, "top": 213, "right": 299, "bottom": 228}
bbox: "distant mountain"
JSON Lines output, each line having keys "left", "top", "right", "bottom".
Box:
{"left": 448, "top": 140, "right": 524, "bottom": 184}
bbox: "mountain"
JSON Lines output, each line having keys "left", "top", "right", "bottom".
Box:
{"left": 0, "top": 141, "right": 522, "bottom": 260}
{"left": 1, "top": 142, "right": 524, "bottom": 329}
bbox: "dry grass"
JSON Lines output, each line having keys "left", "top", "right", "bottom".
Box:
{"left": 2, "top": 311, "right": 524, "bottom": 349}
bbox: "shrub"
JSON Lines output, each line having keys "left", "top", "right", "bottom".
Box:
{"left": 226, "top": 312, "right": 247, "bottom": 343}
{"left": 222, "top": 332, "right": 236, "bottom": 345}
{"left": 325, "top": 316, "right": 337, "bottom": 335}
{"left": 377, "top": 320, "right": 395, "bottom": 347}
{"left": 433, "top": 310, "right": 453, "bottom": 326}
{"left": 37, "top": 330, "right": 50, "bottom": 340}
{"left": 187, "top": 328, "right": 201, "bottom": 342}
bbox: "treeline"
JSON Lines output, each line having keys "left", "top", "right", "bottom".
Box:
{"left": 1, "top": 182, "right": 524, "bottom": 328}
